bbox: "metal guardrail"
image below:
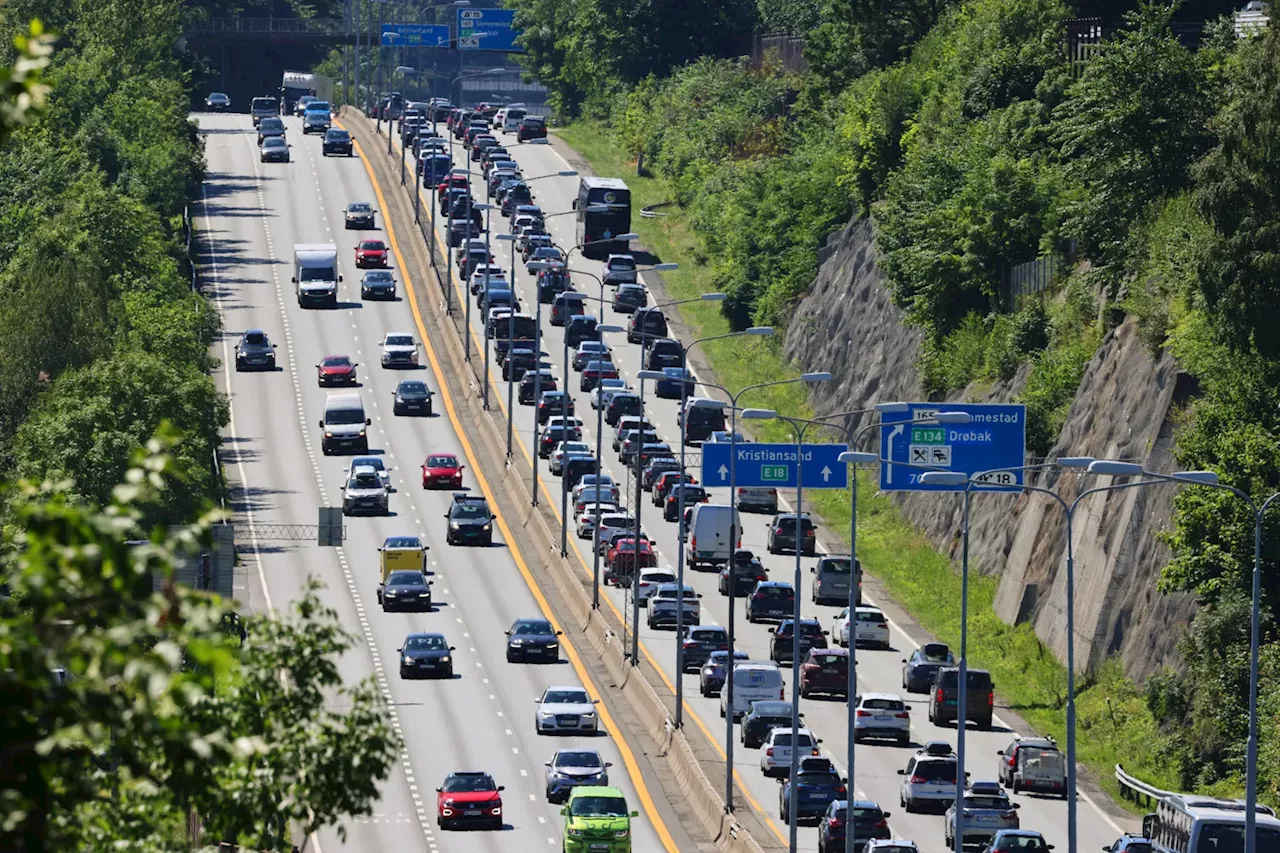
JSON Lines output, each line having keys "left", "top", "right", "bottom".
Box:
{"left": 1114, "top": 763, "right": 1173, "bottom": 811}
{"left": 185, "top": 17, "right": 348, "bottom": 35}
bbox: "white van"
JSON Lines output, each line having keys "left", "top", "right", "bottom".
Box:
{"left": 293, "top": 243, "right": 341, "bottom": 309}
{"left": 686, "top": 504, "right": 741, "bottom": 570}
{"left": 319, "top": 393, "right": 370, "bottom": 455}
{"left": 720, "top": 661, "right": 784, "bottom": 720}
{"left": 502, "top": 107, "right": 527, "bottom": 132}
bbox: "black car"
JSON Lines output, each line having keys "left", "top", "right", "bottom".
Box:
{"left": 818, "top": 799, "right": 892, "bottom": 853}
{"left": 397, "top": 632, "right": 454, "bottom": 678}
{"left": 392, "top": 379, "right": 433, "bottom": 416}
{"left": 256, "top": 116, "right": 285, "bottom": 145}
{"left": 448, "top": 218, "right": 481, "bottom": 248}
{"left": 358, "top": 269, "right": 396, "bottom": 300}
{"left": 746, "top": 582, "right": 796, "bottom": 623}
{"left": 445, "top": 492, "right": 495, "bottom": 546}
{"left": 345, "top": 201, "right": 376, "bottom": 230}
{"left": 699, "top": 649, "right": 749, "bottom": 696}
{"left": 505, "top": 617, "right": 562, "bottom": 662}
{"left": 612, "top": 284, "right": 648, "bottom": 314}
{"left": 679, "top": 625, "right": 729, "bottom": 672}
{"left": 902, "top": 642, "right": 956, "bottom": 693}
{"left": 379, "top": 570, "right": 433, "bottom": 612}
{"left": 234, "top": 328, "right": 277, "bottom": 370}
{"left": 627, "top": 307, "right": 668, "bottom": 343}
{"left": 538, "top": 391, "right": 575, "bottom": 424}
{"left": 644, "top": 337, "right": 685, "bottom": 370}
{"left": 519, "top": 369, "right": 556, "bottom": 404}
{"left": 770, "top": 618, "right": 830, "bottom": 665}
{"left": 517, "top": 115, "right": 547, "bottom": 142}
{"left": 654, "top": 367, "right": 694, "bottom": 399}
{"left": 205, "top": 92, "right": 230, "bottom": 110}
{"left": 740, "top": 700, "right": 797, "bottom": 749}
{"left": 503, "top": 348, "right": 538, "bottom": 382}
{"left": 779, "top": 757, "right": 848, "bottom": 825}
{"left": 642, "top": 456, "right": 681, "bottom": 490}
{"left": 718, "top": 549, "right": 769, "bottom": 596}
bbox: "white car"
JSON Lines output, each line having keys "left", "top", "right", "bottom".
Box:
{"left": 576, "top": 504, "right": 620, "bottom": 539}
{"left": 759, "top": 727, "right": 819, "bottom": 777}
{"left": 865, "top": 840, "right": 920, "bottom": 853}
{"left": 574, "top": 475, "right": 620, "bottom": 505}
{"left": 469, "top": 267, "right": 508, "bottom": 295}
{"left": 380, "top": 332, "right": 419, "bottom": 368}
{"left": 547, "top": 415, "right": 584, "bottom": 432}
{"left": 852, "top": 692, "right": 910, "bottom": 744}
{"left": 345, "top": 456, "right": 391, "bottom": 488}
{"left": 592, "top": 378, "right": 629, "bottom": 409}
{"left": 550, "top": 441, "right": 591, "bottom": 475}
{"left": 834, "top": 605, "right": 890, "bottom": 648}
{"left": 593, "top": 513, "right": 638, "bottom": 553}
{"left": 637, "top": 569, "right": 677, "bottom": 606}
{"left": 534, "top": 685, "right": 599, "bottom": 734}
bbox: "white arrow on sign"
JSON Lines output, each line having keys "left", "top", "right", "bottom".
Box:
{"left": 821, "top": 466, "right": 832, "bottom": 482}
{"left": 717, "top": 464, "right": 729, "bottom": 482}
{"left": 885, "top": 424, "right": 904, "bottom": 484}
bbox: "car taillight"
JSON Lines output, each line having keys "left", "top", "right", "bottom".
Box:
{"left": 765, "top": 748, "right": 774, "bottom": 757}
{"left": 780, "top": 688, "right": 786, "bottom": 700}
{"left": 835, "top": 785, "right": 846, "bottom": 795}
{"left": 895, "top": 711, "right": 910, "bottom": 719}
{"left": 828, "top": 818, "right": 842, "bottom": 829}
{"left": 937, "top": 688, "right": 945, "bottom": 703}
{"left": 909, "top": 776, "right": 927, "bottom": 784}
{"left": 690, "top": 536, "right": 697, "bottom": 550}
{"left": 1002, "top": 810, "right": 1017, "bottom": 819}
{"left": 988, "top": 690, "right": 995, "bottom": 705}
{"left": 811, "top": 747, "right": 820, "bottom": 755}
{"left": 1008, "top": 755, "right": 1017, "bottom": 767}
{"left": 874, "top": 819, "right": 888, "bottom": 829}
{"left": 855, "top": 709, "right": 871, "bottom": 717}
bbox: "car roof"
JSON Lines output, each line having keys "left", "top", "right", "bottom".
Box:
{"left": 858, "top": 690, "right": 899, "bottom": 702}
{"left": 966, "top": 780, "right": 1006, "bottom": 795}
{"left": 756, "top": 580, "right": 793, "bottom": 589}
{"left": 545, "top": 684, "right": 587, "bottom": 693}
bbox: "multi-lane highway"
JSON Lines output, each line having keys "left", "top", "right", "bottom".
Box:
{"left": 380, "top": 114, "right": 1140, "bottom": 851}
{"left": 199, "top": 110, "right": 696, "bottom": 853}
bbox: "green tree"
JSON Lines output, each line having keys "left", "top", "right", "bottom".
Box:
{"left": 1052, "top": 2, "right": 1214, "bottom": 285}
{"left": 1192, "top": 21, "right": 1280, "bottom": 358}
{"left": 756, "top": 0, "right": 821, "bottom": 34}
{"left": 0, "top": 438, "right": 400, "bottom": 850}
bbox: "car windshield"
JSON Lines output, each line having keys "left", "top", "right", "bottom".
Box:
{"left": 398, "top": 381, "right": 427, "bottom": 395}
{"left": 821, "top": 558, "right": 853, "bottom": 574}
{"left": 810, "top": 653, "right": 844, "bottom": 666}
{"left": 385, "top": 537, "right": 421, "bottom": 548}
{"left": 261, "top": 118, "right": 283, "bottom": 129}
{"left": 569, "top": 796, "right": 628, "bottom": 817}
{"left": 322, "top": 356, "right": 352, "bottom": 368}
{"left": 760, "top": 587, "right": 794, "bottom": 599}
{"left": 914, "top": 760, "right": 957, "bottom": 782}
{"left": 349, "top": 203, "right": 372, "bottom": 212}
{"left": 862, "top": 697, "right": 905, "bottom": 711}
{"left": 263, "top": 137, "right": 286, "bottom": 148}
{"left": 797, "top": 770, "right": 842, "bottom": 785}
{"left": 556, "top": 751, "right": 602, "bottom": 769}
{"left": 921, "top": 643, "right": 952, "bottom": 662}
{"left": 610, "top": 257, "right": 637, "bottom": 270}
{"left": 857, "top": 610, "right": 885, "bottom": 622}
{"left": 995, "top": 837, "right": 1051, "bottom": 852}
{"left": 543, "top": 689, "right": 590, "bottom": 705}
{"left": 365, "top": 271, "right": 393, "bottom": 281}
{"left": 387, "top": 571, "right": 425, "bottom": 586}
{"left": 965, "top": 796, "right": 1012, "bottom": 809}
{"left": 851, "top": 808, "right": 886, "bottom": 821}
{"left": 360, "top": 241, "right": 386, "bottom": 250}
{"left": 452, "top": 504, "right": 489, "bottom": 519}
{"left": 386, "top": 335, "right": 414, "bottom": 346}
{"left": 351, "top": 457, "right": 384, "bottom": 472}
{"left": 404, "top": 635, "right": 447, "bottom": 651}
{"left": 307, "top": 101, "right": 330, "bottom": 112}
{"left": 244, "top": 332, "right": 267, "bottom": 346}
{"left": 326, "top": 130, "right": 349, "bottom": 140}
{"left": 427, "top": 455, "right": 457, "bottom": 467}
{"left": 770, "top": 733, "right": 812, "bottom": 747}
{"left": 442, "top": 774, "right": 495, "bottom": 793}
{"left": 514, "top": 621, "right": 552, "bottom": 635}
{"left": 325, "top": 409, "right": 364, "bottom": 425}
{"left": 351, "top": 473, "right": 380, "bottom": 489}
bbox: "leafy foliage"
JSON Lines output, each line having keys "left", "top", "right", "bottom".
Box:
{"left": 0, "top": 440, "right": 400, "bottom": 850}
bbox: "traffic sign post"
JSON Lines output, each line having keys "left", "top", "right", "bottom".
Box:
{"left": 700, "top": 443, "right": 850, "bottom": 490}
{"left": 381, "top": 24, "right": 451, "bottom": 46}
{"left": 879, "top": 403, "right": 1026, "bottom": 492}
{"left": 457, "top": 8, "right": 523, "bottom": 51}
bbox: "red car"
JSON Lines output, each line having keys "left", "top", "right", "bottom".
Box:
{"left": 607, "top": 537, "right": 656, "bottom": 573}
{"left": 437, "top": 174, "right": 470, "bottom": 194}
{"left": 316, "top": 354, "right": 357, "bottom": 386}
{"left": 354, "top": 239, "right": 389, "bottom": 268}
{"left": 422, "top": 453, "right": 464, "bottom": 489}
{"left": 436, "top": 771, "right": 503, "bottom": 830}
{"left": 799, "top": 647, "right": 850, "bottom": 698}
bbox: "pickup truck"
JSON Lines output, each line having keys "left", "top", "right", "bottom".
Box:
{"left": 646, "top": 583, "right": 700, "bottom": 630}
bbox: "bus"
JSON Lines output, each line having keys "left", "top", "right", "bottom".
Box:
{"left": 1145, "top": 794, "right": 1280, "bottom": 853}
{"left": 574, "top": 177, "right": 632, "bottom": 259}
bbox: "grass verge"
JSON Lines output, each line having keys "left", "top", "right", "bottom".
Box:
{"left": 554, "top": 119, "right": 1178, "bottom": 813}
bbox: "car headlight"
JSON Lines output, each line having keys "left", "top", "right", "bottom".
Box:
{"left": 418, "top": 592, "right": 430, "bottom": 598}
{"left": 482, "top": 522, "right": 492, "bottom": 531}
{"left": 567, "top": 827, "right": 586, "bottom": 837}
{"left": 402, "top": 655, "right": 411, "bottom": 664}
{"left": 450, "top": 522, "right": 461, "bottom": 530}
{"left": 581, "top": 712, "right": 596, "bottom": 719}
{"left": 358, "top": 428, "right": 366, "bottom": 437}
{"left": 439, "top": 656, "right": 451, "bottom": 664}
{"left": 537, "top": 710, "right": 552, "bottom": 718}
{"left": 511, "top": 638, "right": 525, "bottom": 645}
{"left": 324, "top": 431, "right": 333, "bottom": 438}
{"left": 615, "top": 829, "right": 630, "bottom": 839}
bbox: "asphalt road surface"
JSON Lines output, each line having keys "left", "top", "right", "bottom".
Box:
{"left": 198, "top": 111, "right": 693, "bottom": 853}
{"left": 382, "top": 116, "right": 1140, "bottom": 852}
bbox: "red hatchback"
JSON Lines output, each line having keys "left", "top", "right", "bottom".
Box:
{"left": 316, "top": 354, "right": 357, "bottom": 386}
{"left": 799, "top": 648, "right": 850, "bottom": 698}
{"left": 607, "top": 537, "right": 656, "bottom": 573}
{"left": 437, "top": 174, "right": 470, "bottom": 194}
{"left": 354, "top": 239, "right": 389, "bottom": 268}
{"left": 436, "top": 771, "right": 504, "bottom": 831}
{"left": 422, "top": 453, "right": 464, "bottom": 489}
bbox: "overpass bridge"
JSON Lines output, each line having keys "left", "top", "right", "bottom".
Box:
{"left": 184, "top": 18, "right": 356, "bottom": 47}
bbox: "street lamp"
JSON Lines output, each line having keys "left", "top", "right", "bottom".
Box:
{"left": 470, "top": 201, "right": 496, "bottom": 409}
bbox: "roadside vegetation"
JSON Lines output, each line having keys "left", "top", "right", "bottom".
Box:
{"left": 0, "top": 1, "right": 405, "bottom": 846}
{"left": 517, "top": 0, "right": 1280, "bottom": 805}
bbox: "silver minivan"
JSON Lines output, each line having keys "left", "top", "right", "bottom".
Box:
{"left": 811, "top": 555, "right": 861, "bottom": 606}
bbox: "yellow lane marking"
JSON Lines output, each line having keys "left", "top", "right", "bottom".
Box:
{"left": 346, "top": 126, "right": 683, "bottom": 853}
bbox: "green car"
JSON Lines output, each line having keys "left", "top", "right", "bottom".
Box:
{"left": 561, "top": 786, "right": 638, "bottom": 853}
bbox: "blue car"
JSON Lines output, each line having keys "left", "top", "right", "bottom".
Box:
{"left": 654, "top": 367, "right": 695, "bottom": 399}
{"left": 422, "top": 154, "right": 452, "bottom": 186}
{"left": 779, "top": 757, "right": 847, "bottom": 825}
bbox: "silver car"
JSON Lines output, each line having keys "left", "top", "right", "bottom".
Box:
{"left": 380, "top": 332, "right": 419, "bottom": 368}
{"left": 898, "top": 741, "right": 960, "bottom": 813}
{"left": 544, "top": 749, "right": 611, "bottom": 803}
{"left": 736, "top": 486, "right": 778, "bottom": 514}
{"left": 944, "top": 781, "right": 1020, "bottom": 846}
{"left": 534, "top": 686, "right": 600, "bottom": 734}
{"left": 602, "top": 253, "right": 638, "bottom": 285}
{"left": 341, "top": 465, "right": 389, "bottom": 516}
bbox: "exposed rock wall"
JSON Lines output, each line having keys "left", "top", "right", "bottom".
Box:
{"left": 783, "top": 217, "right": 1198, "bottom": 680}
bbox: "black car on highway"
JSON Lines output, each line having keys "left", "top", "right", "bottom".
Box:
{"left": 397, "top": 632, "right": 454, "bottom": 679}
{"left": 392, "top": 379, "right": 433, "bottom": 416}
{"left": 234, "top": 329, "right": 277, "bottom": 371}
{"left": 740, "top": 700, "right": 798, "bottom": 749}
{"left": 902, "top": 642, "right": 956, "bottom": 693}
{"left": 505, "top": 617, "right": 562, "bottom": 663}
{"left": 746, "top": 581, "right": 796, "bottom": 623}
{"left": 379, "top": 570, "right": 432, "bottom": 612}
{"left": 360, "top": 269, "right": 397, "bottom": 300}
{"left": 444, "top": 492, "right": 494, "bottom": 546}
{"left": 699, "top": 649, "right": 749, "bottom": 696}
{"left": 770, "top": 618, "right": 830, "bottom": 665}
{"left": 321, "top": 128, "right": 352, "bottom": 156}
{"left": 679, "top": 625, "right": 729, "bottom": 672}
{"left": 518, "top": 115, "right": 547, "bottom": 142}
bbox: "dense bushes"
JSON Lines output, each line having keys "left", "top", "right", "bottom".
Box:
{"left": 0, "top": 0, "right": 223, "bottom": 522}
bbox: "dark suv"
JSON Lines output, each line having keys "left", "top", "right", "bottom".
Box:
{"left": 518, "top": 115, "right": 548, "bottom": 141}
{"left": 234, "top": 329, "right": 277, "bottom": 371}
{"left": 767, "top": 513, "right": 818, "bottom": 556}
{"left": 770, "top": 618, "right": 829, "bottom": 665}
{"left": 322, "top": 128, "right": 353, "bottom": 156}
{"left": 740, "top": 700, "right": 797, "bottom": 749}
{"left": 746, "top": 581, "right": 795, "bottom": 623}
{"left": 644, "top": 337, "right": 684, "bottom": 370}
{"left": 679, "top": 625, "right": 729, "bottom": 672}
{"left": 627, "top": 307, "right": 669, "bottom": 343}
{"left": 928, "top": 666, "right": 995, "bottom": 729}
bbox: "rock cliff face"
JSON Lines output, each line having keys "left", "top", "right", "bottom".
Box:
{"left": 784, "top": 217, "right": 1197, "bottom": 680}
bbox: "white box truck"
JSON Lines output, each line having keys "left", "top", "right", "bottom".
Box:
{"left": 686, "top": 503, "right": 741, "bottom": 570}
{"left": 293, "top": 243, "right": 341, "bottom": 309}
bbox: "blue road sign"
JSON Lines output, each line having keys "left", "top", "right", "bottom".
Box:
{"left": 700, "top": 443, "right": 849, "bottom": 490}
{"left": 382, "top": 24, "right": 451, "bottom": 46}
{"left": 457, "top": 8, "right": 523, "bottom": 51}
{"left": 879, "top": 403, "right": 1027, "bottom": 492}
